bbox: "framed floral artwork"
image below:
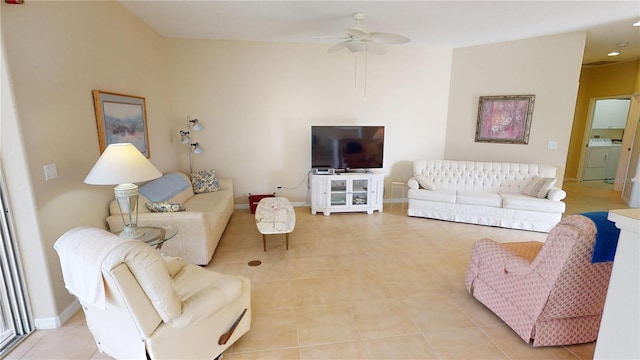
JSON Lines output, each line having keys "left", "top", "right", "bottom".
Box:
{"left": 92, "top": 90, "right": 150, "bottom": 157}
{"left": 475, "top": 95, "right": 535, "bottom": 144}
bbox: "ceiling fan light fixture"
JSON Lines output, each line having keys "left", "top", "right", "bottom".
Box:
{"left": 346, "top": 40, "right": 367, "bottom": 54}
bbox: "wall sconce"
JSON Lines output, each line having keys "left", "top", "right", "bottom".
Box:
{"left": 179, "top": 115, "right": 204, "bottom": 174}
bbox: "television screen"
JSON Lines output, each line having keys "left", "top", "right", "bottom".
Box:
{"left": 311, "top": 126, "right": 384, "bottom": 170}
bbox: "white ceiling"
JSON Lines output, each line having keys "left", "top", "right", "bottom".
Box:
{"left": 119, "top": 1, "right": 640, "bottom": 65}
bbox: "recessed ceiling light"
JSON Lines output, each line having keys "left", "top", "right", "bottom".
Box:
{"left": 608, "top": 51, "right": 621, "bottom": 57}
{"left": 617, "top": 42, "right": 629, "bottom": 47}
{"left": 634, "top": 21, "right": 640, "bottom": 27}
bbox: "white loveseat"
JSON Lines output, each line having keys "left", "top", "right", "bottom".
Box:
{"left": 107, "top": 172, "right": 234, "bottom": 265}
{"left": 407, "top": 160, "right": 567, "bottom": 232}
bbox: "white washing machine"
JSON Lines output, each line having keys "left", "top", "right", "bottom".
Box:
{"left": 583, "top": 138, "right": 621, "bottom": 181}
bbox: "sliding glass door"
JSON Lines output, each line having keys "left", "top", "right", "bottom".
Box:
{"left": 0, "top": 169, "right": 33, "bottom": 356}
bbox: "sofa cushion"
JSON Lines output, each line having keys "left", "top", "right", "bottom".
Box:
{"left": 190, "top": 169, "right": 220, "bottom": 194}
{"left": 183, "top": 190, "right": 232, "bottom": 214}
{"left": 172, "top": 264, "right": 242, "bottom": 304}
{"left": 457, "top": 191, "right": 502, "bottom": 207}
{"left": 407, "top": 188, "right": 456, "bottom": 203}
{"left": 501, "top": 193, "right": 566, "bottom": 213}
{"left": 522, "top": 176, "right": 557, "bottom": 198}
{"left": 415, "top": 175, "right": 436, "bottom": 190}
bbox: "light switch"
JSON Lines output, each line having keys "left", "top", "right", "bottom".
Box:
{"left": 547, "top": 141, "right": 558, "bottom": 150}
{"left": 43, "top": 163, "right": 57, "bottom": 181}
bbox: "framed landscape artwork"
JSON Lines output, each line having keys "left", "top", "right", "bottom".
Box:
{"left": 92, "top": 90, "right": 150, "bottom": 157}
{"left": 475, "top": 95, "right": 535, "bottom": 144}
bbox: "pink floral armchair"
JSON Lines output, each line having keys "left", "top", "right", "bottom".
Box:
{"left": 465, "top": 215, "right": 614, "bottom": 346}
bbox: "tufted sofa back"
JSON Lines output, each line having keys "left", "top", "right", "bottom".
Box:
{"left": 413, "top": 160, "right": 557, "bottom": 194}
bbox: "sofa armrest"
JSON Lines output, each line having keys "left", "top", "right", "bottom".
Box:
{"left": 546, "top": 187, "right": 566, "bottom": 201}
{"left": 407, "top": 177, "right": 419, "bottom": 190}
{"left": 471, "top": 238, "right": 533, "bottom": 276}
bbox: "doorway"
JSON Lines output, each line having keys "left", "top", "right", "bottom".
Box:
{"left": 578, "top": 97, "right": 631, "bottom": 186}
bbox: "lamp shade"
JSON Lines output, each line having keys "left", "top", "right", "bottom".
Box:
{"left": 84, "top": 143, "right": 162, "bottom": 185}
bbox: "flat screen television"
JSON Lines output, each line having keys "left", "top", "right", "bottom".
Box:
{"left": 311, "top": 126, "right": 384, "bottom": 170}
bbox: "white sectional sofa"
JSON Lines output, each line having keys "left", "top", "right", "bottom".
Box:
{"left": 107, "top": 172, "right": 234, "bottom": 265}
{"left": 407, "top": 160, "right": 567, "bottom": 232}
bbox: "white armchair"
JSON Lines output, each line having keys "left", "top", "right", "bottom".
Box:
{"left": 54, "top": 227, "right": 251, "bottom": 360}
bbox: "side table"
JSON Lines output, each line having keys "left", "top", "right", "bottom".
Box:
{"left": 127, "top": 224, "right": 178, "bottom": 250}
{"left": 255, "top": 197, "right": 296, "bottom": 251}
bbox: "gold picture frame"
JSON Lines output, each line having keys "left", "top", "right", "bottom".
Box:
{"left": 475, "top": 95, "right": 535, "bottom": 144}
{"left": 92, "top": 90, "right": 150, "bottom": 157}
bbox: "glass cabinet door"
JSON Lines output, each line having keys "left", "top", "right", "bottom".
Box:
{"left": 351, "top": 178, "right": 369, "bottom": 206}
{"left": 330, "top": 179, "right": 347, "bottom": 206}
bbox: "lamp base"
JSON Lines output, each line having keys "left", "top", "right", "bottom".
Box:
{"left": 114, "top": 183, "right": 143, "bottom": 239}
{"left": 119, "top": 225, "right": 145, "bottom": 239}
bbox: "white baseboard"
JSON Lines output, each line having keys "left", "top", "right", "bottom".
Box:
{"left": 384, "top": 198, "right": 407, "bottom": 204}
{"left": 34, "top": 299, "right": 80, "bottom": 329}
{"left": 235, "top": 200, "right": 406, "bottom": 210}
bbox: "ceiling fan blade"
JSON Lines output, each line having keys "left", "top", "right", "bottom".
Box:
{"left": 328, "top": 41, "right": 349, "bottom": 53}
{"left": 308, "top": 35, "right": 350, "bottom": 40}
{"left": 366, "top": 42, "right": 387, "bottom": 55}
{"left": 346, "top": 26, "right": 372, "bottom": 41}
{"left": 370, "top": 32, "right": 410, "bottom": 44}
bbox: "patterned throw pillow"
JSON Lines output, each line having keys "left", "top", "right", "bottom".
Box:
{"left": 415, "top": 174, "right": 436, "bottom": 190}
{"left": 522, "top": 176, "right": 557, "bottom": 198}
{"left": 190, "top": 169, "right": 220, "bottom": 194}
{"left": 145, "top": 202, "right": 186, "bottom": 213}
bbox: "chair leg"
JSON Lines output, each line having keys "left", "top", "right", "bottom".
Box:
{"left": 263, "top": 234, "right": 266, "bottom": 252}
{"left": 286, "top": 233, "right": 289, "bottom": 250}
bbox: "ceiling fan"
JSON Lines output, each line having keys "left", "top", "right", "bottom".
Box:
{"left": 325, "top": 12, "right": 410, "bottom": 55}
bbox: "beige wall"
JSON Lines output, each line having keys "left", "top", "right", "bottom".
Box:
{"left": 566, "top": 61, "right": 639, "bottom": 180}
{"left": 445, "top": 32, "right": 587, "bottom": 184}
{"left": 1, "top": 1, "right": 174, "bottom": 326}
{"left": 167, "top": 39, "right": 452, "bottom": 204}
{"left": 1, "top": 2, "right": 590, "bottom": 327}
{"left": 636, "top": 61, "right": 640, "bottom": 91}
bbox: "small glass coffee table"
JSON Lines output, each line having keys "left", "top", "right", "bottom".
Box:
{"left": 134, "top": 224, "right": 178, "bottom": 249}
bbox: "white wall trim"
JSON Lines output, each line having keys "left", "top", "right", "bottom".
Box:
{"left": 34, "top": 299, "right": 80, "bottom": 329}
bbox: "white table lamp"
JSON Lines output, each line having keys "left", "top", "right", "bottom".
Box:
{"left": 84, "top": 143, "right": 162, "bottom": 238}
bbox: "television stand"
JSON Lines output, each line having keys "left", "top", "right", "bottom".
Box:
{"left": 310, "top": 172, "right": 384, "bottom": 216}
{"left": 345, "top": 168, "right": 372, "bottom": 173}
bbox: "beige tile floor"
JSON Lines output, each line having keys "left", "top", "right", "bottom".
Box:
{"left": 6, "top": 180, "right": 628, "bottom": 360}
